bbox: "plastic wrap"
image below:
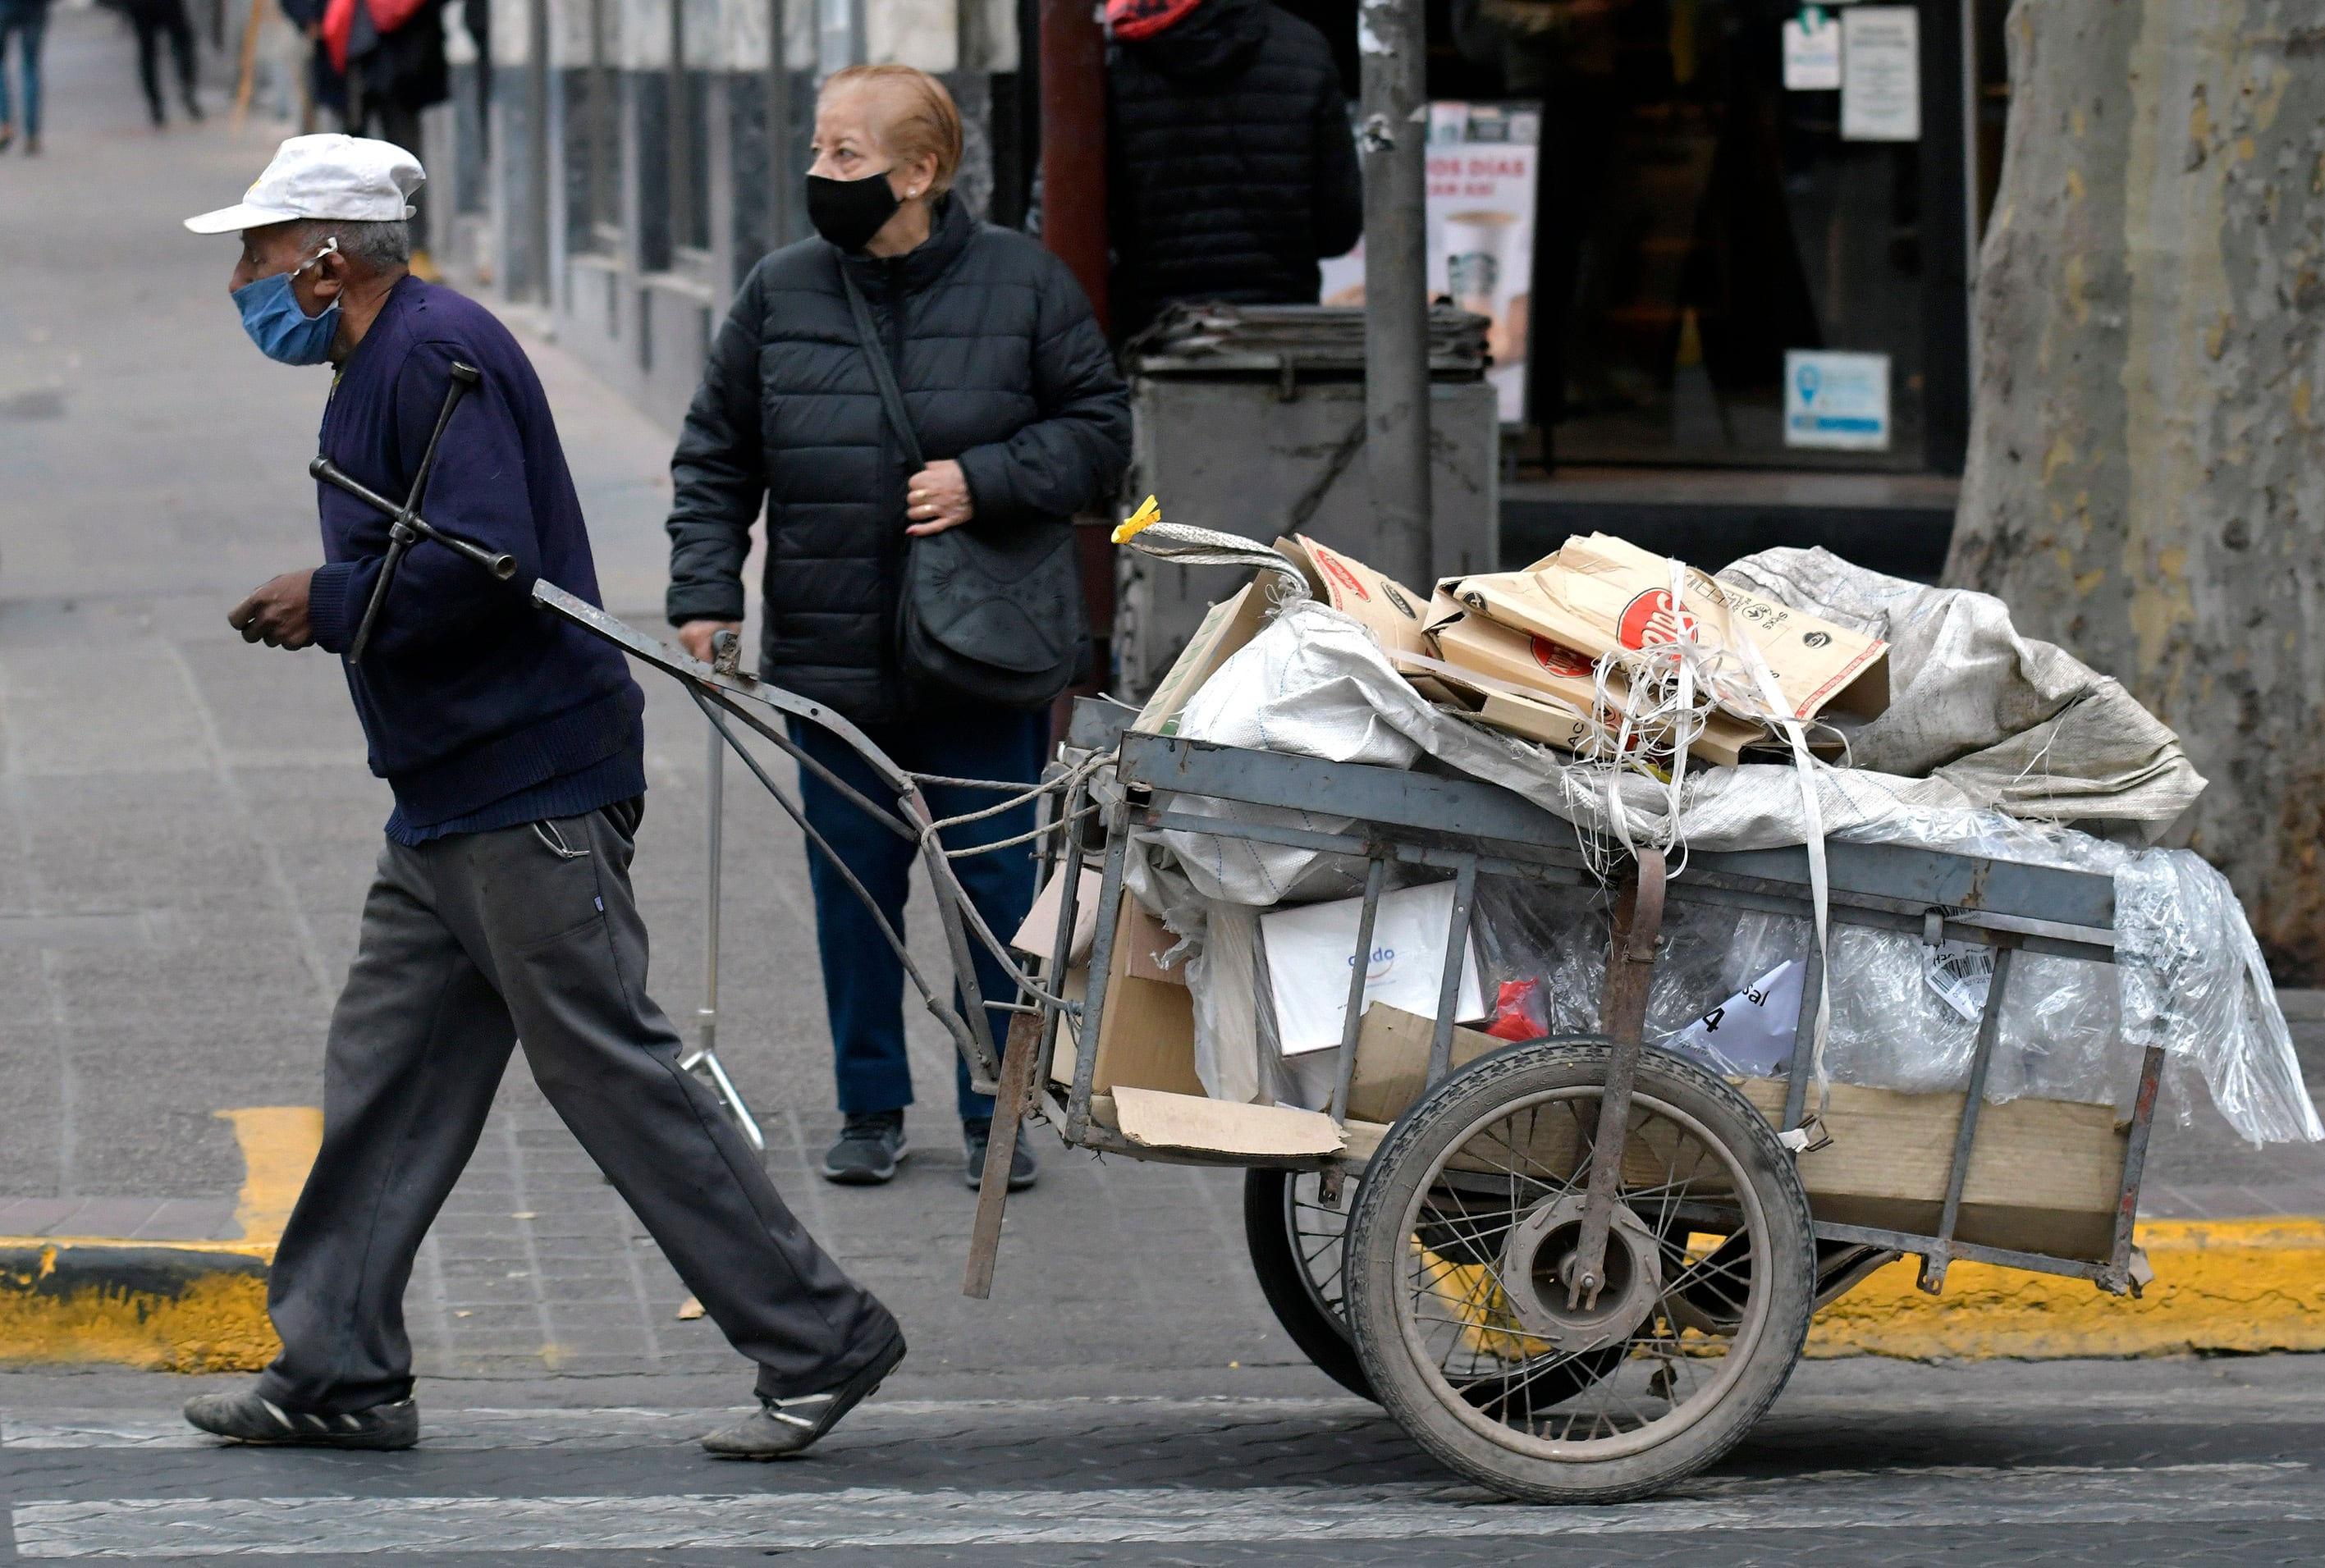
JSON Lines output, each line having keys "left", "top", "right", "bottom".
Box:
{"left": 1469, "top": 880, "right": 2150, "bottom": 1116}
{"left": 2116, "top": 850, "right": 2325, "bottom": 1145}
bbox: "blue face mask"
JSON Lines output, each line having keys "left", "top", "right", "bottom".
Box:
{"left": 232, "top": 238, "right": 342, "bottom": 365}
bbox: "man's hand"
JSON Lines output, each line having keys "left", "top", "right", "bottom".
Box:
{"left": 228, "top": 569, "right": 318, "bottom": 650}
{"left": 678, "top": 619, "right": 744, "bottom": 664}
{"left": 904, "top": 459, "right": 974, "bottom": 537}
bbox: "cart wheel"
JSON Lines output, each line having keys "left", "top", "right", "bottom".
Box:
{"left": 1344, "top": 1036, "right": 1815, "bottom": 1503}
{"left": 1243, "top": 1169, "right": 1376, "bottom": 1401}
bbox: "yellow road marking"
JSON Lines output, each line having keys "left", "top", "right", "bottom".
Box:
{"left": 213, "top": 1106, "right": 323, "bottom": 1246}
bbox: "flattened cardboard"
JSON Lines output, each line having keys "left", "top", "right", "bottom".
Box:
{"left": 1133, "top": 582, "right": 1273, "bottom": 736}
{"left": 1447, "top": 532, "right": 1890, "bottom": 724}
{"left": 1011, "top": 868, "right": 1104, "bottom": 963}
{"left": 1738, "top": 1080, "right": 2126, "bottom": 1261}
{"left": 1113, "top": 1086, "right": 1345, "bottom": 1158}
{"left": 1430, "top": 597, "right": 1769, "bottom": 766}
{"left": 1275, "top": 534, "right": 1430, "bottom": 657}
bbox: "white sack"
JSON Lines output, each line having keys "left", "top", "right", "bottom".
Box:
{"left": 1719, "top": 547, "right": 2204, "bottom": 838}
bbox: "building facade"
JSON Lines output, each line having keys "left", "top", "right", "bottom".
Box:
{"left": 421, "top": 0, "right": 1023, "bottom": 427}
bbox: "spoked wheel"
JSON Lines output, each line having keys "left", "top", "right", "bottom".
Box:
{"left": 1344, "top": 1036, "right": 1815, "bottom": 1503}
{"left": 1243, "top": 1169, "right": 1376, "bottom": 1400}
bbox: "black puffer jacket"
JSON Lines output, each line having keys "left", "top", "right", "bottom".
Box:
{"left": 665, "top": 196, "right": 1132, "bottom": 722}
{"left": 1106, "top": 0, "right": 1365, "bottom": 340}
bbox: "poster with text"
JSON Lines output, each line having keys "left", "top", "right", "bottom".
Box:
{"left": 1317, "top": 101, "right": 1540, "bottom": 427}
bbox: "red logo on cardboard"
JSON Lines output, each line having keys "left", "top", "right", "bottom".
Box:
{"left": 1315, "top": 548, "right": 1370, "bottom": 602}
{"left": 1529, "top": 636, "right": 1594, "bottom": 678}
{"left": 1618, "top": 590, "right": 1701, "bottom": 649}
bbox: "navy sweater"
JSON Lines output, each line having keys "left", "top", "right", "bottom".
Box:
{"left": 305, "top": 278, "right": 644, "bottom": 836}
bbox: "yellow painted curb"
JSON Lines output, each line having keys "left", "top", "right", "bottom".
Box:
{"left": 0, "top": 1107, "right": 318, "bottom": 1374}
{"left": 0, "top": 1245, "right": 278, "bottom": 1373}
{"left": 1808, "top": 1217, "right": 2325, "bottom": 1359}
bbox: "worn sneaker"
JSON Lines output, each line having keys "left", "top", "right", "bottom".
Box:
{"left": 700, "top": 1332, "right": 908, "bottom": 1459}
{"left": 820, "top": 1111, "right": 906, "bottom": 1185}
{"left": 185, "top": 1390, "right": 419, "bottom": 1450}
{"left": 962, "top": 1118, "right": 1038, "bottom": 1191}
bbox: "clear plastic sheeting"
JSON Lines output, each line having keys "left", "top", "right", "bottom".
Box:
{"left": 1463, "top": 866, "right": 2312, "bottom": 1144}
{"left": 2116, "top": 850, "right": 2325, "bottom": 1146}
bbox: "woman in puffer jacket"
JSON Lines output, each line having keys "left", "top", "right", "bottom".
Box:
{"left": 664, "top": 65, "right": 1131, "bottom": 1195}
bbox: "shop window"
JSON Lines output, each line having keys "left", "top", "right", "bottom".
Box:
{"left": 1432, "top": 0, "right": 1969, "bottom": 473}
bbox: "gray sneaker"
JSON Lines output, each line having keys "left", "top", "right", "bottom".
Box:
{"left": 185, "top": 1390, "right": 418, "bottom": 1450}
{"left": 700, "top": 1332, "right": 907, "bottom": 1459}
{"left": 821, "top": 1111, "right": 906, "bottom": 1185}
{"left": 963, "top": 1118, "right": 1038, "bottom": 1191}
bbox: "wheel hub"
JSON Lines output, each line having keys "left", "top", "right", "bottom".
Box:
{"left": 1499, "top": 1193, "right": 1663, "bottom": 1354}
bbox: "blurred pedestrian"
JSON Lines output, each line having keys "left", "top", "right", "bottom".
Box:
{"left": 0, "top": 0, "right": 48, "bottom": 153}
{"left": 1103, "top": 0, "right": 1364, "bottom": 340}
{"left": 665, "top": 65, "right": 1130, "bottom": 1191}
{"left": 179, "top": 134, "right": 905, "bottom": 1461}
{"left": 278, "top": 0, "right": 347, "bottom": 131}
{"left": 121, "top": 0, "right": 202, "bottom": 127}
{"left": 324, "top": 0, "right": 447, "bottom": 275}
{"left": 0, "top": 0, "right": 43, "bottom": 153}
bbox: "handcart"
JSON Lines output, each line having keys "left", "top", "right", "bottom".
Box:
{"left": 536, "top": 583, "right": 2161, "bottom": 1504}
{"left": 323, "top": 414, "right": 2160, "bottom": 1504}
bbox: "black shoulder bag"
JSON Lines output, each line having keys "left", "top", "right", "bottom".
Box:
{"left": 837, "top": 263, "right": 1084, "bottom": 709}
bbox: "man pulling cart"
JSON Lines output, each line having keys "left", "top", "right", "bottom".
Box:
{"left": 181, "top": 135, "right": 904, "bottom": 1457}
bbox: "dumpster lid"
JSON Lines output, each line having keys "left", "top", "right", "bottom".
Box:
{"left": 1127, "top": 303, "right": 1490, "bottom": 380}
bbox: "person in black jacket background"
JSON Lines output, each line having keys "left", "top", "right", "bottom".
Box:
{"left": 1104, "top": 0, "right": 1365, "bottom": 341}
{"left": 666, "top": 65, "right": 1130, "bottom": 1191}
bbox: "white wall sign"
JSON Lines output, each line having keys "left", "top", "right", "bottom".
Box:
{"left": 1784, "top": 350, "right": 1892, "bottom": 450}
{"left": 1841, "top": 6, "right": 1920, "bottom": 141}
{"left": 1781, "top": 8, "right": 1841, "bottom": 91}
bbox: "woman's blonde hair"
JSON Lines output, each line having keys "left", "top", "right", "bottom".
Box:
{"left": 821, "top": 65, "right": 964, "bottom": 197}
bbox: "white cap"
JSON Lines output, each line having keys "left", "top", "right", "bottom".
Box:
{"left": 183, "top": 134, "right": 424, "bottom": 235}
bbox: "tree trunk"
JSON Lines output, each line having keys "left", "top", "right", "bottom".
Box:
{"left": 1948, "top": 1, "right": 2325, "bottom": 982}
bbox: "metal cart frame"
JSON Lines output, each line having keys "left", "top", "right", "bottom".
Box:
{"left": 1025, "top": 700, "right": 2161, "bottom": 1301}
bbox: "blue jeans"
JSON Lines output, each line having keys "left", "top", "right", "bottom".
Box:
{"left": 0, "top": 2, "right": 46, "bottom": 139}
{"left": 789, "top": 704, "right": 1047, "bottom": 1122}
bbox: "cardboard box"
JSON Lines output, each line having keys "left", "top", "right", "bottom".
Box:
{"left": 1274, "top": 534, "right": 1430, "bottom": 658}
{"left": 1348, "top": 1003, "right": 1503, "bottom": 1124}
{"left": 1737, "top": 1080, "right": 2126, "bottom": 1261}
{"left": 1069, "top": 898, "right": 1357, "bottom": 1157}
{"left": 1429, "top": 596, "right": 1769, "bottom": 766}
{"left": 1121, "top": 899, "right": 1188, "bottom": 985}
{"left": 1446, "top": 533, "right": 1890, "bottom": 724}
{"left": 1133, "top": 581, "right": 1274, "bottom": 736}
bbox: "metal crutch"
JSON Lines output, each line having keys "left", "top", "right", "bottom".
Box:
{"left": 677, "top": 627, "right": 766, "bottom": 1152}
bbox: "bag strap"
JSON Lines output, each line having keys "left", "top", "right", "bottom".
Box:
{"left": 836, "top": 262, "right": 927, "bottom": 473}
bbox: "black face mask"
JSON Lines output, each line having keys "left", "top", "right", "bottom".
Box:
{"left": 805, "top": 170, "right": 903, "bottom": 253}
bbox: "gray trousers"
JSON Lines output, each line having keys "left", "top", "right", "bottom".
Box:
{"left": 257, "top": 799, "right": 899, "bottom": 1414}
